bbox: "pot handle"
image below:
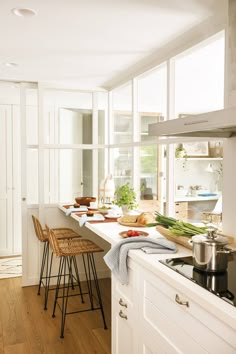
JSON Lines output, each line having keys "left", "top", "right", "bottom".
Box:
{"left": 217, "top": 247, "right": 236, "bottom": 255}
{"left": 188, "top": 239, "right": 193, "bottom": 247}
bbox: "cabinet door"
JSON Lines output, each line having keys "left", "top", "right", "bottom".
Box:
{"left": 139, "top": 269, "right": 236, "bottom": 353}
{"left": 112, "top": 261, "right": 138, "bottom": 354}
{"left": 0, "top": 105, "right": 13, "bottom": 255}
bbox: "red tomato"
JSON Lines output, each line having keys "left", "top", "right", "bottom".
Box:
{"left": 126, "top": 230, "right": 140, "bottom": 237}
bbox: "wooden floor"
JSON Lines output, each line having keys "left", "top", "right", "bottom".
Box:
{"left": 0, "top": 277, "right": 111, "bottom": 354}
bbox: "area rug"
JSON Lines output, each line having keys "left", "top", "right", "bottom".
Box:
{"left": 0, "top": 256, "right": 22, "bottom": 279}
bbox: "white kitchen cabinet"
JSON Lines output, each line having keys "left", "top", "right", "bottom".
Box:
{"left": 112, "top": 258, "right": 236, "bottom": 354}
{"left": 139, "top": 267, "right": 236, "bottom": 354}
{"left": 112, "top": 259, "right": 139, "bottom": 354}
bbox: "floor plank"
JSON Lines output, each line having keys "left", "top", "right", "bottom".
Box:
{"left": 0, "top": 277, "right": 111, "bottom": 354}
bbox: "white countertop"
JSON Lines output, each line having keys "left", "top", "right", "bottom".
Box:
{"left": 58, "top": 204, "right": 236, "bottom": 331}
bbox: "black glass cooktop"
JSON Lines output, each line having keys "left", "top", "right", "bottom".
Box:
{"left": 160, "top": 253, "right": 236, "bottom": 307}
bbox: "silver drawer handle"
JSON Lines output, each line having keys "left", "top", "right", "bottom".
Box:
{"left": 175, "top": 294, "right": 189, "bottom": 307}
{"left": 119, "top": 298, "right": 127, "bottom": 308}
{"left": 119, "top": 310, "right": 128, "bottom": 320}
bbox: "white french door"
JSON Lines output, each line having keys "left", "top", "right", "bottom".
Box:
{"left": 0, "top": 104, "right": 21, "bottom": 256}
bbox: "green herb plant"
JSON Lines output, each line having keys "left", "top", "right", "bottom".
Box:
{"left": 113, "top": 183, "right": 138, "bottom": 210}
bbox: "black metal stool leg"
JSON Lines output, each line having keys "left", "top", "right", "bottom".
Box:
{"left": 37, "top": 242, "right": 48, "bottom": 295}
{"left": 44, "top": 251, "right": 53, "bottom": 310}
{"left": 82, "top": 254, "right": 94, "bottom": 309}
{"left": 72, "top": 256, "right": 84, "bottom": 303}
{"left": 60, "top": 256, "right": 72, "bottom": 339}
{"left": 52, "top": 257, "right": 63, "bottom": 318}
{"left": 66, "top": 257, "right": 75, "bottom": 290}
{"left": 89, "top": 254, "right": 107, "bottom": 329}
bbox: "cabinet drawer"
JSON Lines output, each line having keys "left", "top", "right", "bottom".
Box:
{"left": 175, "top": 210, "right": 188, "bottom": 219}
{"left": 175, "top": 202, "right": 188, "bottom": 211}
{"left": 142, "top": 274, "right": 236, "bottom": 353}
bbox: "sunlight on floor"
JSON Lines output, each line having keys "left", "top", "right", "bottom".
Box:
{"left": 0, "top": 257, "right": 22, "bottom": 279}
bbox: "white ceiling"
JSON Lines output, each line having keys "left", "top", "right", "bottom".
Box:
{"left": 0, "top": 0, "right": 226, "bottom": 90}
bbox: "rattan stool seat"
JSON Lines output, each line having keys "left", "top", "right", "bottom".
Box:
{"left": 53, "top": 238, "right": 103, "bottom": 257}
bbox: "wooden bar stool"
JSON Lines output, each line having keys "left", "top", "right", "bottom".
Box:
{"left": 46, "top": 226, "right": 107, "bottom": 338}
{"left": 32, "top": 215, "right": 82, "bottom": 310}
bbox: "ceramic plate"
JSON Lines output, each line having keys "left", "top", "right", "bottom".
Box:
{"left": 119, "top": 230, "right": 149, "bottom": 238}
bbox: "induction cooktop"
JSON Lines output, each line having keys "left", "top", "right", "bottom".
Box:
{"left": 160, "top": 253, "right": 236, "bottom": 307}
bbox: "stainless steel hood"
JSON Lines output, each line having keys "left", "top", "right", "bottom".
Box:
{"left": 148, "top": 106, "right": 236, "bottom": 138}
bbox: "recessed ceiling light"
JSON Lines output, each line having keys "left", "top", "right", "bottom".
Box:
{"left": 11, "top": 8, "right": 37, "bottom": 17}
{"left": 2, "top": 62, "right": 18, "bottom": 67}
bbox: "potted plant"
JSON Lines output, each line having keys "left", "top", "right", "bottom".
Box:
{"left": 114, "top": 183, "right": 138, "bottom": 214}
{"left": 175, "top": 144, "right": 187, "bottom": 158}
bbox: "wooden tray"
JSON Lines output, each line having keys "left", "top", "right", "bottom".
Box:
{"left": 119, "top": 231, "right": 149, "bottom": 238}
{"left": 117, "top": 217, "right": 145, "bottom": 227}
{"left": 156, "top": 225, "right": 192, "bottom": 250}
{"left": 156, "top": 225, "right": 235, "bottom": 250}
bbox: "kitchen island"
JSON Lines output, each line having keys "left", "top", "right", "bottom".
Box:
{"left": 59, "top": 206, "right": 236, "bottom": 353}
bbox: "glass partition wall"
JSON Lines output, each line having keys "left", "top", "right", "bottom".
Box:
{"left": 23, "top": 31, "right": 225, "bottom": 221}
{"left": 109, "top": 30, "right": 225, "bottom": 220}
{"left": 39, "top": 89, "right": 108, "bottom": 203}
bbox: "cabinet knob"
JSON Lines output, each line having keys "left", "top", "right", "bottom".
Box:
{"left": 175, "top": 294, "right": 189, "bottom": 308}
{"left": 119, "top": 298, "right": 127, "bottom": 308}
{"left": 119, "top": 310, "right": 128, "bottom": 320}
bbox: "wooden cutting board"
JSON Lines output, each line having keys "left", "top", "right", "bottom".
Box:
{"left": 156, "top": 225, "right": 235, "bottom": 250}
{"left": 156, "top": 225, "right": 192, "bottom": 250}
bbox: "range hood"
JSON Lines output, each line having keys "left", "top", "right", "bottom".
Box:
{"left": 148, "top": 106, "right": 236, "bottom": 138}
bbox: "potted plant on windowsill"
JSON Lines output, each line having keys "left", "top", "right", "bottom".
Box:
{"left": 113, "top": 183, "right": 138, "bottom": 215}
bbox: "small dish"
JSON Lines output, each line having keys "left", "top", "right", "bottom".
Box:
{"left": 119, "top": 230, "right": 149, "bottom": 238}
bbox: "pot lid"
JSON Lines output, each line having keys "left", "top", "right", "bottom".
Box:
{"left": 191, "top": 234, "right": 207, "bottom": 243}
{"left": 192, "top": 234, "right": 228, "bottom": 245}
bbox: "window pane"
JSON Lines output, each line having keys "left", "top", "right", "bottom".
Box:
{"left": 112, "top": 83, "right": 132, "bottom": 144}
{"left": 140, "top": 145, "right": 158, "bottom": 200}
{"left": 174, "top": 32, "right": 224, "bottom": 117}
{"left": 43, "top": 90, "right": 92, "bottom": 144}
{"left": 98, "top": 92, "right": 108, "bottom": 145}
{"left": 59, "top": 108, "right": 92, "bottom": 144}
{"left": 27, "top": 149, "right": 38, "bottom": 204}
{"left": 111, "top": 147, "right": 133, "bottom": 187}
{"left": 174, "top": 142, "right": 223, "bottom": 221}
{"left": 137, "top": 64, "right": 167, "bottom": 141}
{"left": 44, "top": 149, "right": 93, "bottom": 203}
{"left": 98, "top": 148, "right": 106, "bottom": 186}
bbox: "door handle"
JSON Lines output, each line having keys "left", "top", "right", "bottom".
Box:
{"left": 119, "top": 298, "right": 127, "bottom": 308}
{"left": 119, "top": 310, "right": 128, "bottom": 320}
{"left": 22, "top": 197, "right": 26, "bottom": 201}
{"left": 175, "top": 294, "right": 189, "bottom": 307}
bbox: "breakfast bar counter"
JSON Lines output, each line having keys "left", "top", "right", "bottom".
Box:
{"left": 58, "top": 204, "right": 236, "bottom": 352}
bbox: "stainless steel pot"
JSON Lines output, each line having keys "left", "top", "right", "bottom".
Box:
{"left": 190, "top": 232, "right": 234, "bottom": 273}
